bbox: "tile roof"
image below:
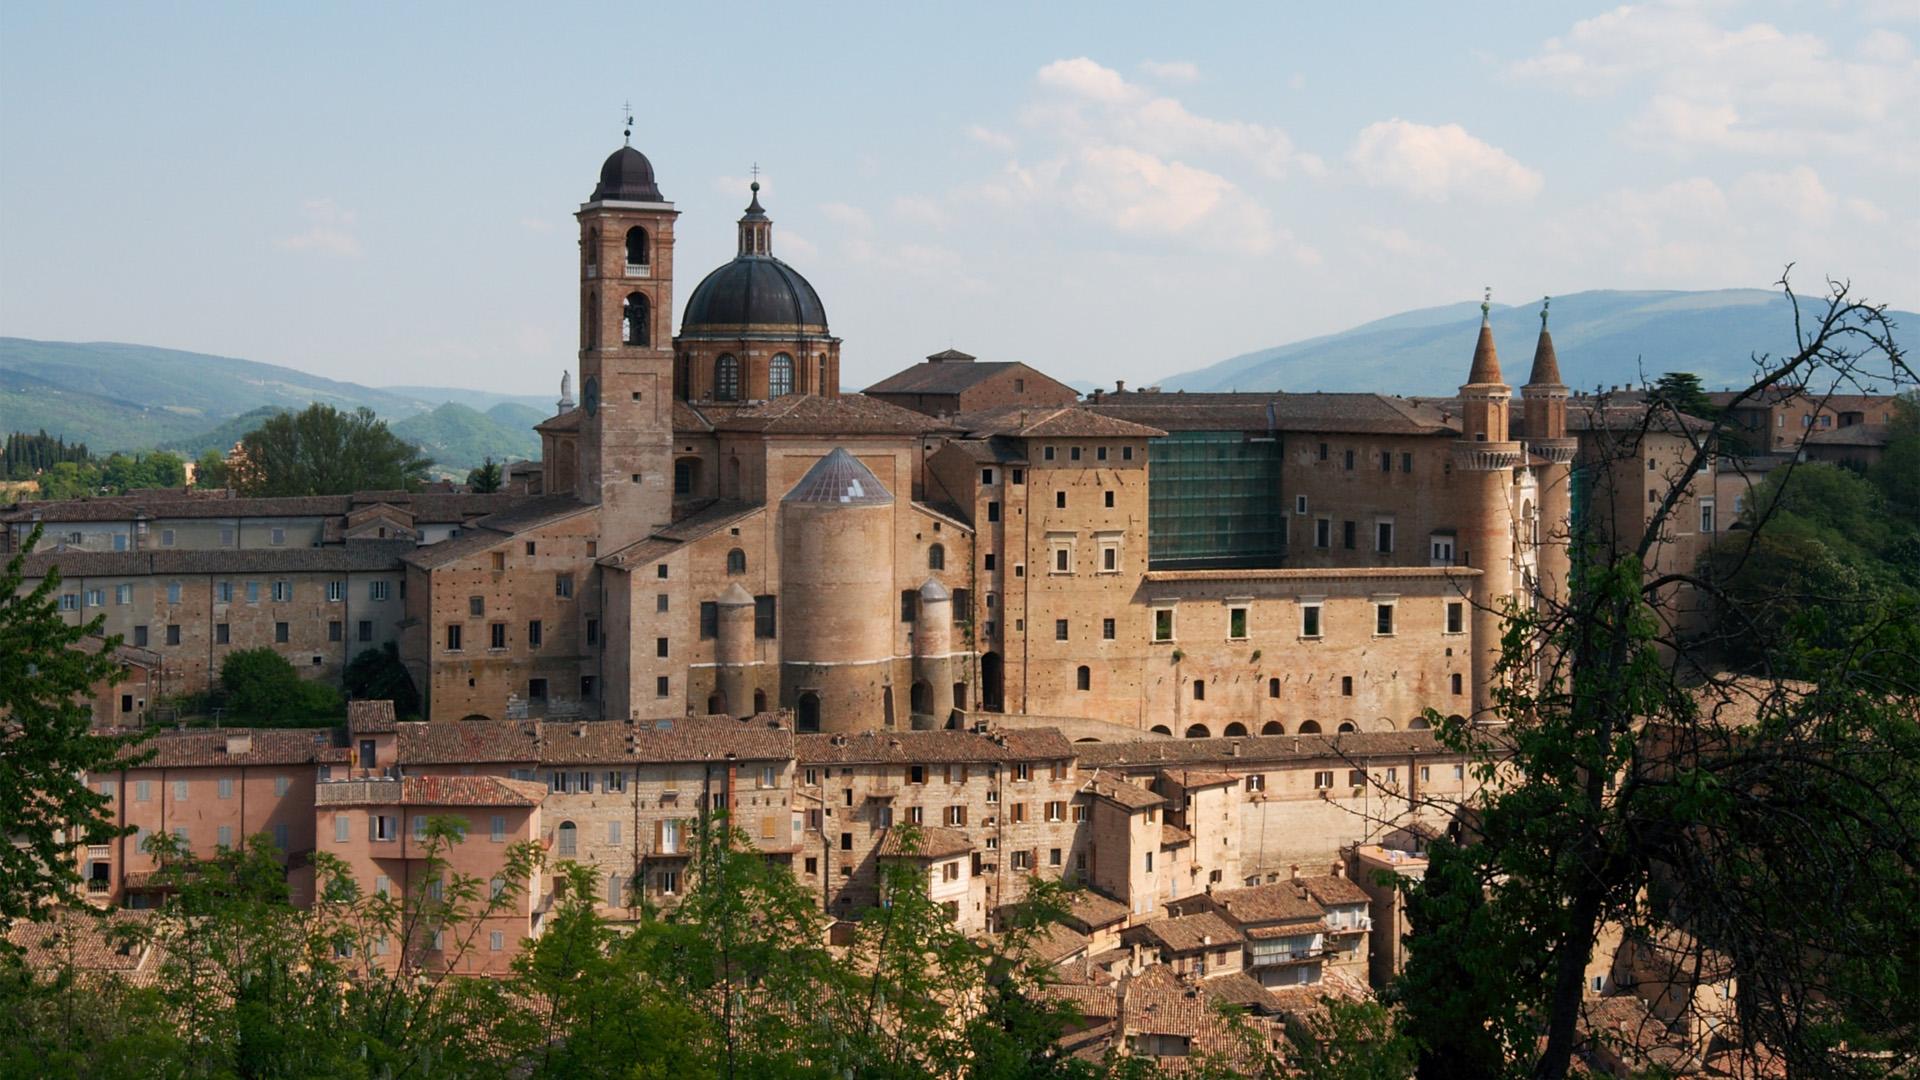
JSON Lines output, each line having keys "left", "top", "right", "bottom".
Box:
{"left": 537, "top": 715, "right": 793, "bottom": 764}
{"left": 6, "top": 910, "right": 159, "bottom": 981}
{"left": 3, "top": 491, "right": 519, "bottom": 525}
{"left": 1118, "top": 965, "right": 1273, "bottom": 1070}
{"left": 1298, "top": 874, "right": 1370, "bottom": 907}
{"left": 1160, "top": 824, "right": 1193, "bottom": 848}
{"left": 683, "top": 393, "right": 959, "bottom": 435}
{"left": 1083, "top": 772, "right": 1165, "bottom": 811}
{"left": 119, "top": 727, "right": 349, "bottom": 768}
{"left": 24, "top": 541, "right": 417, "bottom": 579}
{"left": 598, "top": 500, "right": 763, "bottom": 569}
{"left": 402, "top": 499, "right": 594, "bottom": 569}
{"left": 1064, "top": 890, "right": 1131, "bottom": 932}
{"left": 1158, "top": 767, "right": 1240, "bottom": 790}
{"left": 1206, "top": 882, "right": 1326, "bottom": 926}
{"left": 1087, "top": 391, "right": 1457, "bottom": 436}
{"left": 1027, "top": 922, "right": 1093, "bottom": 964}
{"left": 794, "top": 727, "right": 1073, "bottom": 765}
{"left": 1201, "top": 971, "right": 1284, "bottom": 1015}
{"left": 1075, "top": 730, "right": 1452, "bottom": 769}
{"left": 347, "top": 699, "right": 398, "bottom": 733}
{"left": 317, "top": 774, "right": 547, "bottom": 807}
{"left": 865, "top": 359, "right": 1029, "bottom": 395}
{"left": 1124, "top": 911, "right": 1242, "bottom": 954}
{"left": 395, "top": 718, "right": 541, "bottom": 764}
{"left": 1038, "top": 980, "right": 1119, "bottom": 1022}
{"left": 535, "top": 407, "right": 581, "bottom": 433}
{"left": 953, "top": 405, "right": 1165, "bottom": 439}
{"left": 1804, "top": 423, "right": 1890, "bottom": 447}
{"left": 876, "top": 825, "right": 973, "bottom": 859}
{"left": 936, "top": 436, "right": 1028, "bottom": 464}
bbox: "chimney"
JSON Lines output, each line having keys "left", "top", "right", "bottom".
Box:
{"left": 1290, "top": 863, "right": 1301, "bottom": 881}
{"left": 1116, "top": 379, "right": 1126, "bottom": 392}
{"left": 224, "top": 733, "right": 252, "bottom": 756}
{"left": 1229, "top": 740, "right": 1242, "bottom": 757}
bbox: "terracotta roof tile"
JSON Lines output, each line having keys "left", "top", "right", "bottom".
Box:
{"left": 1158, "top": 767, "right": 1240, "bottom": 790}
{"left": 795, "top": 727, "right": 1073, "bottom": 765}
{"left": 1087, "top": 392, "right": 1457, "bottom": 435}
{"left": 876, "top": 825, "right": 973, "bottom": 859}
{"left": 1124, "top": 911, "right": 1241, "bottom": 953}
{"left": 1083, "top": 772, "right": 1165, "bottom": 811}
{"left": 120, "top": 727, "right": 349, "bottom": 768}
{"left": 684, "top": 393, "right": 958, "bottom": 435}
{"left": 865, "top": 359, "right": 1031, "bottom": 396}
{"left": 537, "top": 715, "right": 793, "bottom": 764}
{"left": 953, "top": 405, "right": 1164, "bottom": 439}
{"left": 1298, "top": 874, "right": 1370, "bottom": 907}
{"left": 26, "top": 541, "right": 416, "bottom": 579}
{"left": 395, "top": 719, "right": 540, "bottom": 765}
{"left": 1160, "top": 824, "right": 1193, "bottom": 847}
{"left": 1075, "top": 730, "right": 1451, "bottom": 769}
{"left": 1206, "top": 882, "right": 1326, "bottom": 926}
{"left": 1064, "top": 890, "right": 1131, "bottom": 932}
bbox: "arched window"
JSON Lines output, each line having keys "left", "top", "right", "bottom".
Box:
{"left": 1076, "top": 665, "right": 1090, "bottom": 691}
{"left": 726, "top": 548, "right": 746, "bottom": 575}
{"left": 1184, "top": 724, "right": 1210, "bottom": 739}
{"left": 557, "top": 821, "right": 577, "bottom": 856}
{"left": 753, "top": 689, "right": 767, "bottom": 713}
{"left": 715, "top": 354, "right": 741, "bottom": 401}
{"left": 910, "top": 681, "right": 930, "bottom": 714}
{"left": 1193, "top": 679, "right": 1205, "bottom": 701}
{"left": 1408, "top": 716, "right": 1431, "bottom": 730}
{"left": 1337, "top": 721, "right": 1357, "bottom": 733}
{"left": 1224, "top": 722, "right": 1248, "bottom": 737}
{"left": 584, "top": 228, "right": 599, "bottom": 271}
{"left": 797, "top": 693, "right": 822, "bottom": 733}
{"left": 1298, "top": 720, "right": 1322, "bottom": 734}
{"left": 928, "top": 543, "right": 945, "bottom": 571}
{"left": 769, "top": 353, "right": 794, "bottom": 398}
{"left": 622, "top": 292, "right": 649, "bottom": 346}
{"left": 1268, "top": 677, "right": 1280, "bottom": 698}
{"left": 1261, "top": 721, "right": 1284, "bottom": 735}
{"left": 1149, "top": 724, "right": 1173, "bottom": 736}
{"left": 625, "top": 226, "right": 649, "bottom": 267}
{"left": 584, "top": 291, "right": 599, "bottom": 350}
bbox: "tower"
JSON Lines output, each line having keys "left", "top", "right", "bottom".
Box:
{"left": 576, "top": 141, "right": 679, "bottom": 551}
{"left": 1453, "top": 294, "right": 1521, "bottom": 720}
{"left": 1522, "top": 298, "right": 1578, "bottom": 609}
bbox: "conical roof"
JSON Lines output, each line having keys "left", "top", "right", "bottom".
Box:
{"left": 1526, "top": 327, "right": 1563, "bottom": 387}
{"left": 1466, "top": 315, "right": 1505, "bottom": 386}
{"left": 918, "top": 578, "right": 950, "bottom": 602}
{"left": 716, "top": 583, "right": 755, "bottom": 606}
{"left": 783, "top": 447, "right": 892, "bottom": 506}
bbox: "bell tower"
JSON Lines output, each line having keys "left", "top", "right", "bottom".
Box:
{"left": 576, "top": 130, "right": 678, "bottom": 551}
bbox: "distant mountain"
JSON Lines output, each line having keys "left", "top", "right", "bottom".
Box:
{"left": 0, "top": 338, "right": 553, "bottom": 471}
{"left": 390, "top": 403, "right": 541, "bottom": 477}
{"left": 1160, "top": 290, "right": 1918, "bottom": 397}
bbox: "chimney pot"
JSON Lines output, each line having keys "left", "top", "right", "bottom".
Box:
{"left": 1290, "top": 863, "right": 1301, "bottom": 881}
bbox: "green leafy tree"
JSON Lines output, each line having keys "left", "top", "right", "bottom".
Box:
{"left": 1391, "top": 276, "right": 1920, "bottom": 1080}
{"left": 192, "top": 447, "right": 230, "bottom": 489}
{"left": 1646, "top": 371, "right": 1718, "bottom": 421}
{"left": 466, "top": 456, "right": 504, "bottom": 493}
{"left": 0, "top": 526, "right": 149, "bottom": 928}
{"left": 1284, "top": 998, "right": 1418, "bottom": 1080}
{"left": 237, "top": 403, "right": 433, "bottom": 496}
{"left": 344, "top": 642, "right": 422, "bottom": 718}
{"left": 219, "top": 646, "right": 342, "bottom": 722}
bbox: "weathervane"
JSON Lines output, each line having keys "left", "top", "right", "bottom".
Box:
{"left": 1541, "top": 295, "right": 1551, "bottom": 328}
{"left": 622, "top": 101, "right": 633, "bottom": 146}
{"left": 1482, "top": 286, "right": 1492, "bottom": 321}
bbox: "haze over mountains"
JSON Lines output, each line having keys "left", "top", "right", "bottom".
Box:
{"left": 1159, "top": 289, "right": 1917, "bottom": 397}
{"left": 5, "top": 288, "right": 1912, "bottom": 475}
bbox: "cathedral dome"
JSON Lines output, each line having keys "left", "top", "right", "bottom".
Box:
{"left": 682, "top": 257, "right": 829, "bottom": 333}
{"left": 591, "top": 146, "right": 664, "bottom": 202}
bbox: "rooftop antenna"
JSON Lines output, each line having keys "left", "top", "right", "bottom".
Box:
{"left": 622, "top": 101, "right": 633, "bottom": 146}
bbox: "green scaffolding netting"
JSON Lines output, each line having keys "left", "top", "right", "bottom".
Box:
{"left": 1146, "top": 431, "right": 1288, "bottom": 568}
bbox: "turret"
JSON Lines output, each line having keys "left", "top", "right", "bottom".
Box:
{"left": 1522, "top": 297, "right": 1578, "bottom": 611}
{"left": 1452, "top": 291, "right": 1522, "bottom": 721}
{"left": 910, "top": 578, "right": 955, "bottom": 727}
{"left": 713, "top": 583, "right": 756, "bottom": 718}
{"left": 778, "top": 449, "right": 897, "bottom": 733}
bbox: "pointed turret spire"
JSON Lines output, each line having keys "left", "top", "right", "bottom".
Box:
{"left": 737, "top": 175, "right": 772, "bottom": 256}
{"left": 1466, "top": 286, "right": 1505, "bottom": 386}
{"left": 1526, "top": 296, "right": 1565, "bottom": 388}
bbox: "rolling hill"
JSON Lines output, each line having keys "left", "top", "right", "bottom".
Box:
{"left": 1161, "top": 289, "right": 1917, "bottom": 397}
{"left": 0, "top": 338, "right": 553, "bottom": 472}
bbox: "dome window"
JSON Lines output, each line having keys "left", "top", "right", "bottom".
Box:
{"left": 769, "top": 353, "right": 794, "bottom": 398}
{"left": 625, "top": 226, "right": 649, "bottom": 269}
{"left": 714, "top": 355, "right": 740, "bottom": 401}
{"left": 622, "top": 293, "right": 649, "bottom": 347}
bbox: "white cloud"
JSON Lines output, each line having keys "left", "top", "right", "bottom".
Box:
{"left": 1512, "top": 6, "right": 1920, "bottom": 170}
{"left": 819, "top": 202, "right": 873, "bottom": 233}
{"left": 966, "top": 124, "right": 1015, "bottom": 152}
{"left": 1348, "top": 120, "right": 1544, "bottom": 203}
{"left": 1358, "top": 224, "right": 1439, "bottom": 259}
{"left": 1140, "top": 59, "right": 1200, "bottom": 83}
{"left": 715, "top": 172, "right": 771, "bottom": 200}
{"left": 890, "top": 195, "right": 948, "bottom": 229}
{"left": 276, "top": 198, "right": 361, "bottom": 257}
{"left": 1037, "top": 57, "right": 1137, "bottom": 103}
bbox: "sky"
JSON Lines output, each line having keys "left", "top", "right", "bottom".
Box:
{"left": 2, "top": 1, "right": 1916, "bottom": 398}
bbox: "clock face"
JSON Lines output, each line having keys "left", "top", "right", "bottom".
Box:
{"left": 582, "top": 375, "right": 600, "bottom": 417}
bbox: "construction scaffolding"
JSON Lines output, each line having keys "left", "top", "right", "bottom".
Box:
{"left": 1146, "top": 431, "right": 1289, "bottom": 568}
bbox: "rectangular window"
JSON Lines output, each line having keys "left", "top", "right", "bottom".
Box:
{"left": 1043, "top": 446, "right": 1056, "bottom": 461}
{"left": 1315, "top": 518, "right": 1331, "bottom": 549}
{"left": 358, "top": 620, "right": 373, "bottom": 642}
{"left": 755, "top": 595, "right": 777, "bottom": 638}
{"left": 272, "top": 581, "right": 293, "bottom": 602}
{"left": 656, "top": 676, "right": 669, "bottom": 698}
{"left": 1154, "top": 608, "right": 1175, "bottom": 642}
{"left": 586, "top": 618, "right": 599, "bottom": 646}
{"left": 1314, "top": 771, "right": 1333, "bottom": 789}
{"left": 369, "top": 580, "right": 390, "bottom": 602}
{"left": 490, "top": 815, "right": 507, "bottom": 842}
{"left": 335, "top": 814, "right": 351, "bottom": 842}
{"left": 1451, "top": 672, "right": 1464, "bottom": 695}
{"left": 215, "top": 623, "right": 230, "bottom": 644}
{"left": 446, "top": 625, "right": 463, "bottom": 651}
{"left": 1344, "top": 449, "right": 1355, "bottom": 470}
{"left": 699, "top": 601, "right": 718, "bottom": 639}
{"left": 326, "top": 580, "right": 345, "bottom": 602}
{"left": 945, "top": 804, "right": 967, "bottom": 827}
{"left": 273, "top": 622, "right": 289, "bottom": 643}
{"left": 1054, "top": 618, "right": 1069, "bottom": 641}
{"left": 1100, "top": 542, "right": 1118, "bottom": 572}
{"left": 1228, "top": 606, "right": 1248, "bottom": 640}
{"left": 133, "top": 624, "right": 149, "bottom": 647}
{"left": 1342, "top": 520, "right": 1356, "bottom": 550}
{"left": 217, "top": 777, "right": 234, "bottom": 799}
{"left": 529, "top": 678, "right": 549, "bottom": 700}
{"left": 986, "top": 501, "right": 1000, "bottom": 523}
{"left": 269, "top": 527, "right": 286, "bottom": 546}
{"left": 1402, "top": 452, "right": 1414, "bottom": 473}
{"left": 114, "top": 583, "right": 132, "bottom": 605}
{"left": 1301, "top": 604, "right": 1322, "bottom": 638}
{"left": 900, "top": 590, "right": 918, "bottom": 623}
{"left": 220, "top": 526, "right": 235, "bottom": 547}
{"left": 983, "top": 553, "right": 996, "bottom": 571}
{"left": 656, "top": 594, "right": 670, "bottom": 613}
{"left": 167, "top": 624, "right": 182, "bottom": 646}
{"left": 1446, "top": 601, "right": 1464, "bottom": 634}
{"left": 1381, "top": 451, "right": 1392, "bottom": 472}
{"left": 555, "top": 574, "right": 575, "bottom": 598}
{"left": 1376, "top": 603, "right": 1395, "bottom": 635}
{"left": 328, "top": 620, "right": 343, "bottom": 642}
{"left": 1341, "top": 675, "right": 1354, "bottom": 696}
{"left": 981, "top": 467, "right": 995, "bottom": 485}
{"left": 1376, "top": 521, "right": 1394, "bottom": 553}
{"left": 605, "top": 770, "right": 626, "bottom": 793}
{"left": 1053, "top": 490, "right": 1067, "bottom": 509}
{"left": 1699, "top": 498, "right": 1716, "bottom": 534}
{"left": 1102, "top": 617, "right": 1116, "bottom": 640}
{"left": 1054, "top": 546, "right": 1070, "bottom": 572}
{"left": 490, "top": 931, "right": 505, "bottom": 952}
{"left": 173, "top": 780, "right": 190, "bottom": 803}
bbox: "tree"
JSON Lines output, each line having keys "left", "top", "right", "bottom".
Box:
{"left": 1390, "top": 274, "right": 1920, "bottom": 1080}
{"left": 192, "top": 447, "right": 230, "bottom": 490}
{"left": 0, "top": 526, "right": 149, "bottom": 928}
{"left": 1646, "top": 371, "right": 1718, "bottom": 422}
{"left": 219, "top": 646, "right": 341, "bottom": 722}
{"left": 343, "top": 643, "right": 421, "bottom": 718}
{"left": 466, "top": 456, "right": 503, "bottom": 493}
{"left": 237, "top": 403, "right": 432, "bottom": 496}
{"left": 1284, "top": 999, "right": 1418, "bottom": 1080}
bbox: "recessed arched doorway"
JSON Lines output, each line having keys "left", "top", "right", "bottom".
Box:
{"left": 1261, "top": 721, "right": 1284, "bottom": 734}
{"left": 979, "top": 651, "right": 1004, "bottom": 712}
{"left": 910, "top": 680, "right": 931, "bottom": 715}
{"left": 1184, "top": 724, "right": 1210, "bottom": 739}
{"left": 796, "top": 692, "right": 821, "bottom": 733}
{"left": 1223, "top": 722, "right": 1248, "bottom": 736}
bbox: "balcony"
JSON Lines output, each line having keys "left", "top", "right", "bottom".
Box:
{"left": 86, "top": 879, "right": 110, "bottom": 895}
{"left": 87, "top": 844, "right": 111, "bottom": 860}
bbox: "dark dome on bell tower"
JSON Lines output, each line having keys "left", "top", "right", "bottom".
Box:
{"left": 591, "top": 146, "right": 665, "bottom": 203}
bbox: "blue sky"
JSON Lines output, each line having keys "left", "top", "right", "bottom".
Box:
{"left": 2, "top": 1, "right": 1915, "bottom": 397}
